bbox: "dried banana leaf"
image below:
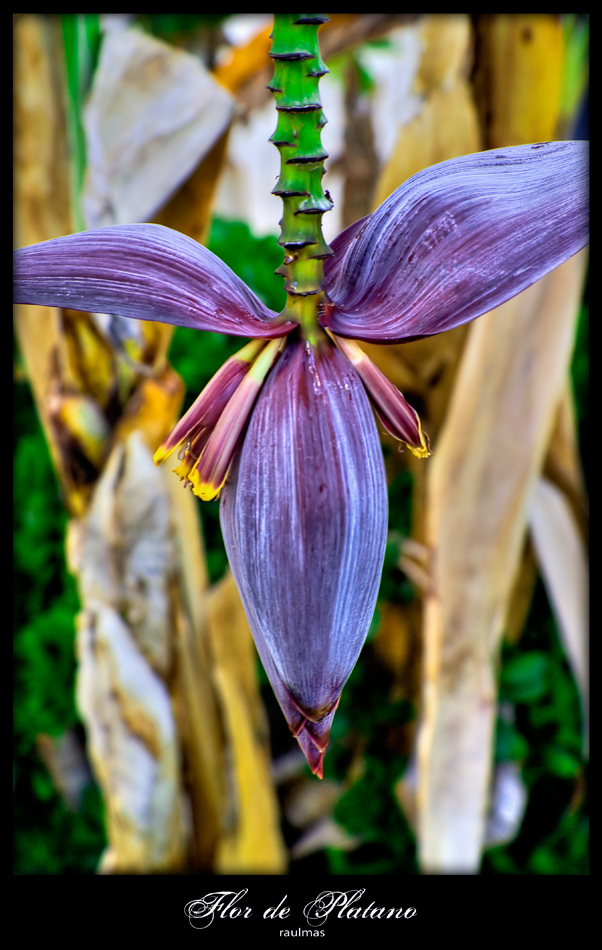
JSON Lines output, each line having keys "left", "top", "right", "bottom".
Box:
{"left": 417, "top": 251, "right": 587, "bottom": 872}
{"left": 82, "top": 27, "right": 234, "bottom": 229}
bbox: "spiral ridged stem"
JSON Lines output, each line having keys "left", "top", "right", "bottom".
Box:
{"left": 269, "top": 14, "right": 333, "bottom": 344}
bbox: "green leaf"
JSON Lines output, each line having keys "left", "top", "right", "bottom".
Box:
{"left": 560, "top": 15, "right": 589, "bottom": 119}
{"left": 61, "top": 14, "right": 102, "bottom": 230}
{"left": 543, "top": 746, "right": 581, "bottom": 779}
{"left": 495, "top": 717, "right": 529, "bottom": 762}
{"left": 500, "top": 651, "right": 551, "bottom": 704}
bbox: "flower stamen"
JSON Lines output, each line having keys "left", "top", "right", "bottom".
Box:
{"left": 153, "top": 337, "right": 267, "bottom": 467}
{"left": 189, "top": 337, "right": 286, "bottom": 500}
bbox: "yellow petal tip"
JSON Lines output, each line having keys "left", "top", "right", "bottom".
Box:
{"left": 189, "top": 466, "right": 231, "bottom": 501}
{"left": 407, "top": 428, "right": 431, "bottom": 459}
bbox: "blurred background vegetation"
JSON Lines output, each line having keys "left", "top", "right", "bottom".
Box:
{"left": 14, "top": 13, "right": 588, "bottom": 875}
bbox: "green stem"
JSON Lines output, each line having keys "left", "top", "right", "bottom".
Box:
{"left": 61, "top": 14, "right": 101, "bottom": 232}
{"left": 268, "top": 14, "right": 333, "bottom": 344}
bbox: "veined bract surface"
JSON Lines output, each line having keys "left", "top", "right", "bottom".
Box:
{"left": 220, "top": 337, "right": 388, "bottom": 776}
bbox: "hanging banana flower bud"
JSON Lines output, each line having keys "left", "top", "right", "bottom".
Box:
{"left": 220, "top": 337, "right": 388, "bottom": 776}
{"left": 13, "top": 14, "right": 589, "bottom": 776}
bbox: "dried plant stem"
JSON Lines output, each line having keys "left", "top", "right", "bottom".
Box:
{"left": 417, "top": 251, "right": 587, "bottom": 872}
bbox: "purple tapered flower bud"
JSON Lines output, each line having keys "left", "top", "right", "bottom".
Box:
{"left": 220, "top": 336, "right": 388, "bottom": 776}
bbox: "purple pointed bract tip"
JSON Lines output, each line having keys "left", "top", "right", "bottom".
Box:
{"left": 238, "top": 612, "right": 338, "bottom": 775}
{"left": 297, "top": 732, "right": 326, "bottom": 778}
{"left": 298, "top": 703, "right": 339, "bottom": 776}
{"left": 287, "top": 684, "right": 339, "bottom": 776}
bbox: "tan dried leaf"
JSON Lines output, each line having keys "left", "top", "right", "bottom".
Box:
{"left": 210, "top": 574, "right": 288, "bottom": 874}
{"left": 529, "top": 477, "right": 589, "bottom": 749}
{"left": 417, "top": 251, "right": 588, "bottom": 873}
{"left": 417, "top": 15, "right": 473, "bottom": 93}
{"left": 82, "top": 28, "right": 234, "bottom": 228}
{"left": 77, "top": 604, "right": 187, "bottom": 873}
{"left": 374, "top": 14, "right": 481, "bottom": 209}
{"left": 473, "top": 15, "right": 564, "bottom": 148}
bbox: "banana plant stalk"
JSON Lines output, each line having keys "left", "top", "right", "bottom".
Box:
{"left": 13, "top": 13, "right": 589, "bottom": 777}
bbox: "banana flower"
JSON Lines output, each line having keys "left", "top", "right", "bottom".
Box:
{"left": 13, "top": 141, "right": 589, "bottom": 776}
